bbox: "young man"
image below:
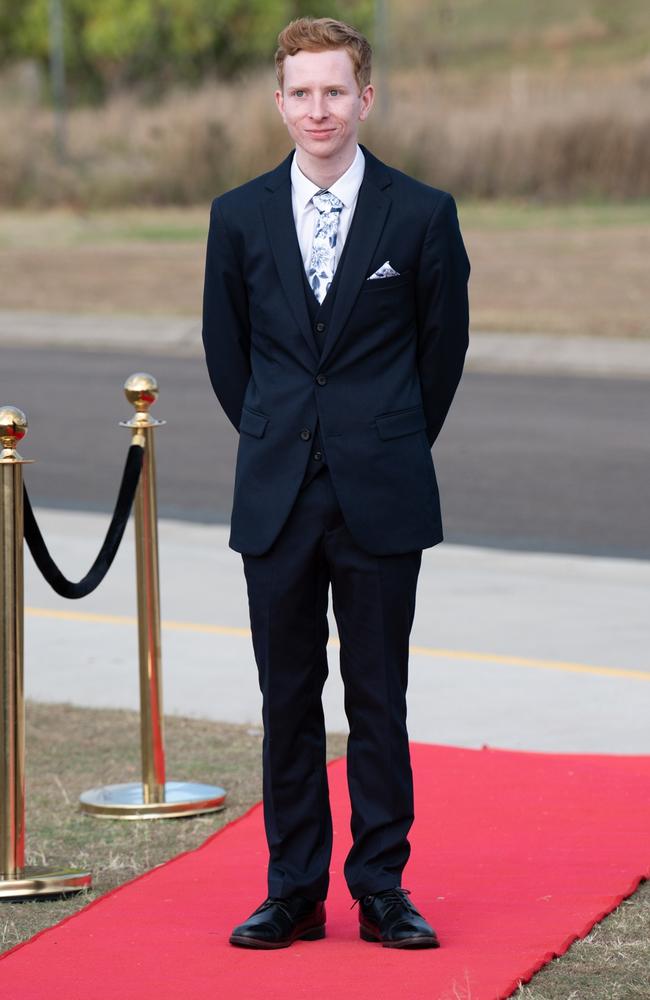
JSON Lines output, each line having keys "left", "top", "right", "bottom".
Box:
{"left": 202, "top": 17, "right": 470, "bottom": 949}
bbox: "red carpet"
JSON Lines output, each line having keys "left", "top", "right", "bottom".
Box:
{"left": 2, "top": 743, "right": 649, "bottom": 1000}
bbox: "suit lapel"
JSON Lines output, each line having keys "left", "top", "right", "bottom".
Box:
{"left": 319, "top": 150, "right": 392, "bottom": 367}
{"left": 321, "top": 179, "right": 391, "bottom": 364}
{"left": 262, "top": 157, "right": 320, "bottom": 360}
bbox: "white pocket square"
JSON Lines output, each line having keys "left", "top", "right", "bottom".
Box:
{"left": 367, "top": 260, "right": 400, "bottom": 280}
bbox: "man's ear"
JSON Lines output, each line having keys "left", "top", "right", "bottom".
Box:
{"left": 274, "top": 89, "right": 286, "bottom": 122}
{"left": 359, "top": 83, "right": 375, "bottom": 122}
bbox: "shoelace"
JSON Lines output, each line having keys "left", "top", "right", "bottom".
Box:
{"left": 257, "top": 897, "right": 294, "bottom": 920}
{"left": 350, "top": 887, "right": 414, "bottom": 912}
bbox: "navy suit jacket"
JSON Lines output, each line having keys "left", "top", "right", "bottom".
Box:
{"left": 202, "top": 145, "right": 470, "bottom": 556}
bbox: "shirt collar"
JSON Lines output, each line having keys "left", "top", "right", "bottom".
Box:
{"left": 290, "top": 145, "right": 365, "bottom": 209}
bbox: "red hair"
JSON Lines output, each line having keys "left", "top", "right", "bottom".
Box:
{"left": 275, "top": 17, "right": 372, "bottom": 92}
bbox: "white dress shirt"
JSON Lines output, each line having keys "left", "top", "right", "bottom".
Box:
{"left": 290, "top": 145, "right": 366, "bottom": 276}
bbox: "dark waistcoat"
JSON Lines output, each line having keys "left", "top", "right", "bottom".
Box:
{"left": 299, "top": 234, "right": 352, "bottom": 489}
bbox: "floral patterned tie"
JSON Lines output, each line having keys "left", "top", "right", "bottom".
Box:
{"left": 308, "top": 190, "right": 344, "bottom": 304}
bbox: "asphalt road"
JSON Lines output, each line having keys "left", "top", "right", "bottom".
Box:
{"left": 3, "top": 345, "right": 648, "bottom": 558}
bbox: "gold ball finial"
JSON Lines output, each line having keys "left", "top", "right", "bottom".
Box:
{"left": 121, "top": 373, "right": 164, "bottom": 432}
{"left": 0, "top": 405, "right": 28, "bottom": 457}
{"left": 124, "top": 373, "right": 159, "bottom": 414}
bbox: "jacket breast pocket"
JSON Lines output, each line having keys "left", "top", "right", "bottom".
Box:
{"left": 375, "top": 405, "right": 427, "bottom": 440}
{"left": 362, "top": 270, "right": 413, "bottom": 293}
{"left": 239, "top": 406, "right": 269, "bottom": 438}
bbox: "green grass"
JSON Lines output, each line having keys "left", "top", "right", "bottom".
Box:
{"left": 119, "top": 224, "right": 208, "bottom": 242}
{"left": 392, "top": 0, "right": 650, "bottom": 75}
{"left": 457, "top": 199, "right": 650, "bottom": 230}
{"left": 0, "top": 208, "right": 210, "bottom": 248}
{"left": 1, "top": 199, "right": 648, "bottom": 252}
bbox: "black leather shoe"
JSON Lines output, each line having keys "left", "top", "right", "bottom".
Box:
{"left": 358, "top": 888, "right": 440, "bottom": 949}
{"left": 229, "top": 896, "right": 326, "bottom": 949}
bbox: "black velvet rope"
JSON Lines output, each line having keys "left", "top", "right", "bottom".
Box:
{"left": 23, "top": 443, "right": 144, "bottom": 599}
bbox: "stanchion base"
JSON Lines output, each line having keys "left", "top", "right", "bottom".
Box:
{"left": 79, "top": 780, "right": 227, "bottom": 820}
{"left": 0, "top": 866, "right": 92, "bottom": 899}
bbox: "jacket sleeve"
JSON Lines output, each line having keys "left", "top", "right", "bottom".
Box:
{"left": 415, "top": 192, "right": 470, "bottom": 447}
{"left": 201, "top": 197, "right": 251, "bottom": 431}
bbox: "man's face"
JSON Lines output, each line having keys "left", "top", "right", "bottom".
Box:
{"left": 275, "top": 48, "right": 374, "bottom": 165}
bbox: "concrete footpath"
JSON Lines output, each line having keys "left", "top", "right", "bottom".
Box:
{"left": 2, "top": 309, "right": 650, "bottom": 378}
{"left": 23, "top": 507, "right": 650, "bottom": 756}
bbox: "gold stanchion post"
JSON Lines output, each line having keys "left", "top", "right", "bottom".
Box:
{"left": 0, "top": 406, "right": 91, "bottom": 897}
{"left": 79, "top": 375, "right": 226, "bottom": 819}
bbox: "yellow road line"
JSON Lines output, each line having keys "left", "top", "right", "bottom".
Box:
{"left": 27, "top": 607, "right": 138, "bottom": 627}
{"left": 408, "top": 645, "right": 650, "bottom": 681}
{"left": 25, "top": 606, "right": 649, "bottom": 682}
{"left": 25, "top": 606, "right": 251, "bottom": 637}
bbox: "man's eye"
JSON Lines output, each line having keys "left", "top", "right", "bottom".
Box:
{"left": 329, "top": 89, "right": 339, "bottom": 96}
{"left": 293, "top": 90, "right": 305, "bottom": 97}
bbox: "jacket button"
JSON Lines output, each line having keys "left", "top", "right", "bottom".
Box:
{"left": 313, "top": 451, "right": 322, "bottom": 461}
{"left": 315, "top": 322, "right": 326, "bottom": 333}
{"left": 300, "top": 428, "right": 311, "bottom": 441}
{"left": 315, "top": 373, "right": 328, "bottom": 386}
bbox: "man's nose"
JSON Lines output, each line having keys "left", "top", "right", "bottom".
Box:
{"left": 309, "top": 95, "right": 329, "bottom": 120}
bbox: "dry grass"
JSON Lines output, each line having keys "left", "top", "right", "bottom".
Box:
{"left": 1, "top": 63, "right": 650, "bottom": 208}
{"left": 513, "top": 881, "right": 650, "bottom": 998}
{"left": 367, "top": 64, "right": 650, "bottom": 202}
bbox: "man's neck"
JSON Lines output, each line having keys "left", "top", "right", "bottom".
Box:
{"left": 295, "top": 146, "right": 357, "bottom": 190}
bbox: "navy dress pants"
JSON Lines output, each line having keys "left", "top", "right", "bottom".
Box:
{"left": 242, "top": 465, "right": 422, "bottom": 901}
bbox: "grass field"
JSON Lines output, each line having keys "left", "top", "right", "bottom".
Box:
{"left": 2, "top": 200, "right": 649, "bottom": 247}
{"left": 1, "top": 203, "right": 648, "bottom": 338}
{"left": 2, "top": 701, "right": 648, "bottom": 1000}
